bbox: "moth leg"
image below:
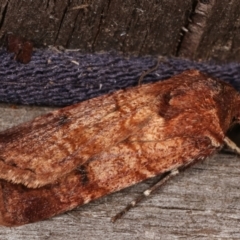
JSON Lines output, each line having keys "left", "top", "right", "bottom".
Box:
{"left": 223, "top": 137, "right": 240, "bottom": 155}
{"left": 111, "top": 169, "right": 179, "bottom": 223}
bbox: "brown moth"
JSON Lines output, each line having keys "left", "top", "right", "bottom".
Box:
{"left": 0, "top": 70, "right": 239, "bottom": 226}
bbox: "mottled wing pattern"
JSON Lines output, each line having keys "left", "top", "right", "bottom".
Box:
{"left": 0, "top": 81, "right": 164, "bottom": 187}
{"left": 0, "top": 70, "right": 239, "bottom": 226}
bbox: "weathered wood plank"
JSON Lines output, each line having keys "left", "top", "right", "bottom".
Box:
{"left": 0, "top": 0, "right": 191, "bottom": 55}
{"left": 179, "top": 0, "right": 240, "bottom": 62}
{"left": 0, "top": 104, "right": 239, "bottom": 239}
{"left": 1, "top": 0, "right": 240, "bottom": 62}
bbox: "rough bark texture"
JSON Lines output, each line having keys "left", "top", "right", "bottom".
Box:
{"left": 0, "top": 94, "right": 240, "bottom": 238}
{"left": 178, "top": 0, "right": 240, "bottom": 62}
{"left": 0, "top": 0, "right": 240, "bottom": 62}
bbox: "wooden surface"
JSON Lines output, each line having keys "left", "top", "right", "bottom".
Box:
{"left": 0, "top": 104, "right": 239, "bottom": 239}
{"left": 0, "top": 0, "right": 240, "bottom": 62}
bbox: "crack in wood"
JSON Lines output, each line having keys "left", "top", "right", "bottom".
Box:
{"left": 91, "top": 0, "right": 112, "bottom": 51}
{"left": 120, "top": 10, "right": 134, "bottom": 53}
{"left": 54, "top": 0, "right": 71, "bottom": 45}
{"left": 177, "top": 0, "right": 216, "bottom": 59}
{"left": 0, "top": 0, "right": 9, "bottom": 30}
{"left": 66, "top": 9, "right": 81, "bottom": 48}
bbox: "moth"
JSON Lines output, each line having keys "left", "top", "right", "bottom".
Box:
{"left": 0, "top": 70, "right": 239, "bottom": 226}
{"left": 6, "top": 33, "right": 33, "bottom": 64}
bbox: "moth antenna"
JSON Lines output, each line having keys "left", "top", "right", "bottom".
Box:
{"left": 111, "top": 169, "right": 180, "bottom": 223}
{"left": 138, "top": 57, "right": 162, "bottom": 85}
{"left": 223, "top": 137, "right": 240, "bottom": 155}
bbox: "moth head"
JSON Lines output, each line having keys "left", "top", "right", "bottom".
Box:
{"left": 223, "top": 89, "right": 240, "bottom": 148}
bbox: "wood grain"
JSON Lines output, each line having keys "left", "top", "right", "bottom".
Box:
{"left": 1, "top": 0, "right": 240, "bottom": 61}
{"left": 0, "top": 104, "right": 239, "bottom": 239}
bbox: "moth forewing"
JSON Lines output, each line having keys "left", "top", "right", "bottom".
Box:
{"left": 0, "top": 70, "right": 239, "bottom": 226}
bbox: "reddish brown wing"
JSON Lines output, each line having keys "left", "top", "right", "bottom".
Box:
{"left": 0, "top": 133, "right": 213, "bottom": 226}
{"left": 0, "top": 80, "right": 159, "bottom": 187}
{"left": 0, "top": 70, "right": 237, "bottom": 190}
{"left": 0, "top": 70, "right": 238, "bottom": 226}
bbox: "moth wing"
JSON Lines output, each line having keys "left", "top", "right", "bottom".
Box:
{"left": 0, "top": 70, "right": 233, "bottom": 226}
{"left": 0, "top": 83, "right": 163, "bottom": 188}
{"left": 0, "top": 108, "right": 219, "bottom": 226}
{"left": 80, "top": 135, "right": 216, "bottom": 205}
{"left": 83, "top": 71, "right": 230, "bottom": 199}
{"left": 78, "top": 102, "right": 224, "bottom": 204}
{"left": 0, "top": 70, "right": 228, "bottom": 188}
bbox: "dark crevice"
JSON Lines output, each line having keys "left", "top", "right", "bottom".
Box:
{"left": 46, "top": 0, "right": 50, "bottom": 9}
{"left": 54, "top": 0, "right": 71, "bottom": 45}
{"left": 66, "top": 10, "right": 81, "bottom": 48}
{"left": 138, "top": 30, "right": 148, "bottom": 56}
{"left": 158, "top": 206, "right": 206, "bottom": 212}
{"left": 226, "top": 123, "right": 240, "bottom": 147}
{"left": 120, "top": 12, "right": 133, "bottom": 53}
{"left": 45, "top": 0, "right": 56, "bottom": 13}
{"left": 175, "top": 0, "right": 196, "bottom": 56}
{"left": 91, "top": 7, "right": 104, "bottom": 51}
{"left": 0, "top": 0, "right": 9, "bottom": 29}
{"left": 139, "top": 4, "right": 159, "bottom": 55}
{"left": 91, "top": 0, "right": 112, "bottom": 51}
{"left": 106, "top": 0, "right": 112, "bottom": 13}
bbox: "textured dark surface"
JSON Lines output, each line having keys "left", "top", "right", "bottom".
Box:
{"left": 1, "top": 48, "right": 240, "bottom": 107}
{"left": 1, "top": 1, "right": 240, "bottom": 62}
